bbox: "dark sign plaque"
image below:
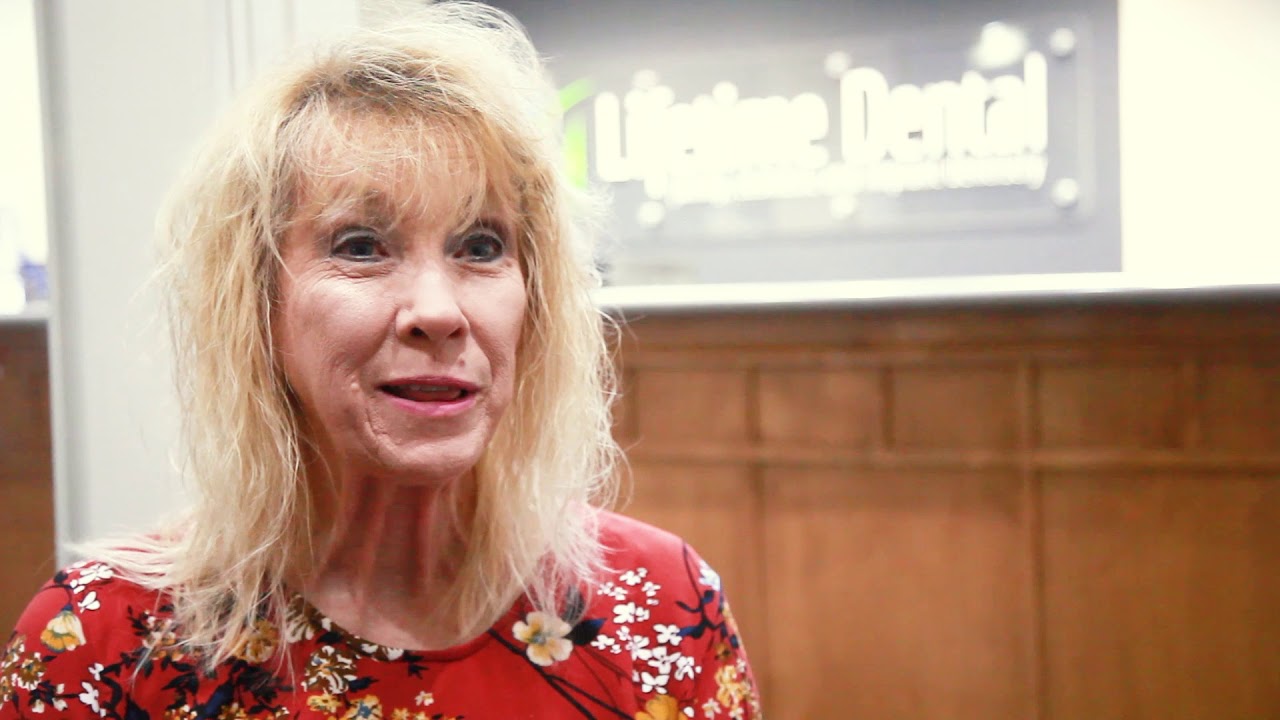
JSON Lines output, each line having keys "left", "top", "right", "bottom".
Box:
{"left": 499, "top": 0, "right": 1120, "bottom": 296}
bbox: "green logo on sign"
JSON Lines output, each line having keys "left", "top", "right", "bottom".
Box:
{"left": 558, "top": 78, "right": 594, "bottom": 189}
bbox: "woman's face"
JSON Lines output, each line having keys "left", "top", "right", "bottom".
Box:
{"left": 272, "top": 128, "right": 527, "bottom": 484}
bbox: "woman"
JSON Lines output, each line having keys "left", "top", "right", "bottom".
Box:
{"left": 0, "top": 4, "right": 759, "bottom": 719}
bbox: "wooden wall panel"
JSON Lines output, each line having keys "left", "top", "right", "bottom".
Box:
{"left": 757, "top": 367, "right": 880, "bottom": 448}
{"left": 0, "top": 326, "right": 56, "bottom": 632}
{"left": 1042, "top": 472, "right": 1280, "bottom": 720}
{"left": 631, "top": 368, "right": 750, "bottom": 445}
{"left": 1036, "top": 362, "right": 1185, "bottom": 449}
{"left": 762, "top": 468, "right": 1032, "bottom": 720}
{"left": 616, "top": 299, "right": 1280, "bottom": 719}
{"left": 891, "top": 364, "right": 1019, "bottom": 451}
{"left": 1202, "top": 361, "right": 1280, "bottom": 451}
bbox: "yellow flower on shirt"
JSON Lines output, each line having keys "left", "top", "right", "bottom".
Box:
{"left": 715, "top": 663, "right": 750, "bottom": 712}
{"left": 342, "top": 694, "right": 382, "bottom": 719}
{"left": 307, "top": 693, "right": 342, "bottom": 713}
{"left": 233, "top": 619, "right": 280, "bottom": 664}
{"left": 512, "top": 611, "right": 573, "bottom": 667}
{"left": 40, "top": 608, "right": 86, "bottom": 653}
{"left": 635, "top": 694, "right": 681, "bottom": 720}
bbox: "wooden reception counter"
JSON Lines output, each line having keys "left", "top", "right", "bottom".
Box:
{"left": 612, "top": 296, "right": 1279, "bottom": 719}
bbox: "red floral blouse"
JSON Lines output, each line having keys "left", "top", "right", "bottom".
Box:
{"left": 0, "top": 513, "right": 760, "bottom": 720}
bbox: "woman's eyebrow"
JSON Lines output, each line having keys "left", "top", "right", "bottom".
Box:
{"left": 309, "top": 186, "right": 400, "bottom": 229}
{"left": 473, "top": 213, "right": 515, "bottom": 240}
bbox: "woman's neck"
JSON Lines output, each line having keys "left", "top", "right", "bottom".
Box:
{"left": 302, "top": 473, "right": 473, "bottom": 651}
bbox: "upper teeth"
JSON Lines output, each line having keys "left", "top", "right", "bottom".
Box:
{"left": 404, "top": 385, "right": 456, "bottom": 392}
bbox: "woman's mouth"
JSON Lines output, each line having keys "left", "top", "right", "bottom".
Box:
{"left": 380, "top": 383, "right": 470, "bottom": 402}
{"left": 378, "top": 378, "right": 481, "bottom": 417}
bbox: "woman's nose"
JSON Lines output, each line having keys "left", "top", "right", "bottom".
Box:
{"left": 395, "top": 266, "right": 467, "bottom": 343}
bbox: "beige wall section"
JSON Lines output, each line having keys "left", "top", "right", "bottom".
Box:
{"left": 41, "top": 0, "right": 360, "bottom": 558}
{"left": 43, "top": 0, "right": 217, "bottom": 553}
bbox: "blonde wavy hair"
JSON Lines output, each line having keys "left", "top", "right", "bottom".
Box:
{"left": 87, "top": 1, "right": 620, "bottom": 666}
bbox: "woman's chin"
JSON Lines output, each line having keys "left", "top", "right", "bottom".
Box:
{"left": 367, "top": 445, "right": 484, "bottom": 486}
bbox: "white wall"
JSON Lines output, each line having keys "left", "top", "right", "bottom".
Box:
{"left": 1120, "top": 0, "right": 1280, "bottom": 279}
{"left": 40, "top": 0, "right": 359, "bottom": 559}
{"left": 0, "top": 0, "right": 48, "bottom": 312}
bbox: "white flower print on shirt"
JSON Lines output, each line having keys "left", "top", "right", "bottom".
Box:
{"left": 78, "top": 682, "right": 103, "bottom": 716}
{"left": 675, "top": 654, "right": 698, "bottom": 681}
{"left": 613, "top": 602, "right": 639, "bottom": 624}
{"left": 626, "top": 634, "right": 650, "bottom": 658}
{"left": 654, "top": 623, "right": 682, "bottom": 646}
{"left": 68, "top": 564, "right": 115, "bottom": 595}
{"left": 78, "top": 564, "right": 114, "bottom": 585}
{"left": 620, "top": 568, "right": 648, "bottom": 586}
{"left": 640, "top": 670, "right": 670, "bottom": 694}
{"left": 358, "top": 643, "right": 404, "bottom": 660}
{"left": 603, "top": 559, "right": 745, "bottom": 713}
{"left": 645, "top": 645, "right": 677, "bottom": 675}
{"left": 698, "top": 560, "right": 721, "bottom": 591}
{"left": 598, "top": 581, "right": 628, "bottom": 601}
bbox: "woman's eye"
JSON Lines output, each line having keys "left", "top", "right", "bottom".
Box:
{"left": 456, "top": 230, "right": 506, "bottom": 263}
{"left": 331, "top": 229, "right": 384, "bottom": 260}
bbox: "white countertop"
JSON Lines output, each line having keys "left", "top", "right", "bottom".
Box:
{"left": 595, "top": 272, "right": 1280, "bottom": 313}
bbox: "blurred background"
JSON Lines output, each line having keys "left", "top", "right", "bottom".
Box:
{"left": 1, "top": 0, "right": 1277, "bottom": 717}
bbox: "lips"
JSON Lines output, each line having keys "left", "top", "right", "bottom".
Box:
{"left": 379, "top": 377, "right": 479, "bottom": 403}
{"left": 383, "top": 384, "right": 467, "bottom": 402}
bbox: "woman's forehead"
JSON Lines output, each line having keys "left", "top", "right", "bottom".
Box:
{"left": 288, "top": 113, "right": 516, "bottom": 229}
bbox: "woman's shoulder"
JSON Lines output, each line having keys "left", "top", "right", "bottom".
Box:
{"left": 46, "top": 558, "right": 164, "bottom": 606}
{"left": 593, "top": 508, "right": 729, "bottom": 602}
{"left": 1, "top": 560, "right": 176, "bottom": 717}
{"left": 5, "top": 559, "right": 169, "bottom": 661}
{"left": 596, "top": 510, "right": 689, "bottom": 562}
{"left": 596, "top": 509, "right": 726, "bottom": 583}
{"left": 581, "top": 511, "right": 759, "bottom": 714}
